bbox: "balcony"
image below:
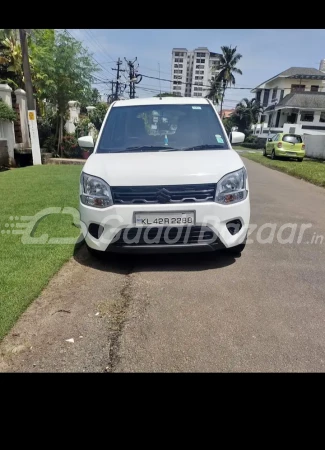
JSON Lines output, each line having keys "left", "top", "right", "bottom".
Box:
{"left": 252, "top": 122, "right": 325, "bottom": 138}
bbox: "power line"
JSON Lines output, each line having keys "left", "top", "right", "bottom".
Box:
{"left": 64, "top": 29, "right": 114, "bottom": 79}
{"left": 93, "top": 74, "right": 112, "bottom": 83}
{"left": 137, "top": 86, "right": 165, "bottom": 94}
{"left": 139, "top": 73, "right": 254, "bottom": 90}
{"left": 85, "top": 29, "right": 115, "bottom": 63}
{"left": 81, "top": 29, "right": 117, "bottom": 79}
{"left": 139, "top": 64, "right": 172, "bottom": 76}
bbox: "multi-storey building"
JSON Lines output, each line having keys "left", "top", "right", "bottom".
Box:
{"left": 171, "top": 47, "right": 221, "bottom": 97}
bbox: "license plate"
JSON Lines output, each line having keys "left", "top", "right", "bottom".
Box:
{"left": 135, "top": 211, "right": 195, "bottom": 226}
{"left": 286, "top": 152, "right": 296, "bottom": 156}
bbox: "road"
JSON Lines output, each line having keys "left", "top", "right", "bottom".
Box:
{"left": 1, "top": 158, "right": 325, "bottom": 372}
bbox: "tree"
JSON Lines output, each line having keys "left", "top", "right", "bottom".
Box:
{"left": 0, "top": 29, "right": 24, "bottom": 88}
{"left": 205, "top": 79, "right": 222, "bottom": 105}
{"left": 154, "top": 92, "right": 181, "bottom": 97}
{"left": 29, "top": 29, "right": 55, "bottom": 98}
{"left": 34, "top": 30, "right": 98, "bottom": 154}
{"left": 211, "top": 46, "right": 243, "bottom": 116}
{"left": 235, "top": 97, "right": 263, "bottom": 131}
{"left": 89, "top": 102, "right": 108, "bottom": 131}
{"left": 0, "top": 29, "right": 98, "bottom": 154}
{"left": 90, "top": 88, "right": 101, "bottom": 105}
{"left": 29, "top": 29, "right": 56, "bottom": 116}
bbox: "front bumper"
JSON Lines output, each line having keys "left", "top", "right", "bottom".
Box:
{"left": 80, "top": 196, "right": 250, "bottom": 253}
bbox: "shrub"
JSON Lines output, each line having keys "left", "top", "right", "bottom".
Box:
{"left": 43, "top": 135, "right": 57, "bottom": 154}
{"left": 75, "top": 116, "right": 91, "bottom": 138}
{"left": 0, "top": 98, "right": 16, "bottom": 122}
{"left": 244, "top": 134, "right": 259, "bottom": 144}
{"left": 89, "top": 102, "right": 108, "bottom": 131}
{"left": 60, "top": 134, "right": 81, "bottom": 158}
{"left": 37, "top": 117, "right": 53, "bottom": 147}
{"left": 236, "top": 142, "right": 263, "bottom": 150}
{"left": 75, "top": 116, "right": 98, "bottom": 150}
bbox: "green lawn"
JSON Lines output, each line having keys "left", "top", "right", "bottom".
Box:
{"left": 0, "top": 165, "right": 82, "bottom": 341}
{"left": 240, "top": 152, "right": 325, "bottom": 188}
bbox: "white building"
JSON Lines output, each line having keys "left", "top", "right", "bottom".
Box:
{"left": 251, "top": 65, "right": 325, "bottom": 137}
{"left": 171, "top": 47, "right": 221, "bottom": 97}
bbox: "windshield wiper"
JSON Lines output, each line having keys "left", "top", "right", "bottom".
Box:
{"left": 120, "top": 145, "right": 176, "bottom": 152}
{"left": 180, "top": 144, "right": 225, "bottom": 151}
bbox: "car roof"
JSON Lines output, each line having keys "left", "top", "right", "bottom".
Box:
{"left": 112, "top": 96, "right": 210, "bottom": 107}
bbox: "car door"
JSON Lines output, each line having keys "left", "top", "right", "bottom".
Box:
{"left": 266, "top": 135, "right": 272, "bottom": 154}
{"left": 275, "top": 133, "right": 283, "bottom": 148}
{"left": 267, "top": 134, "right": 277, "bottom": 154}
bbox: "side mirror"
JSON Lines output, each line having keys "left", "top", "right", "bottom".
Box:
{"left": 78, "top": 135, "right": 94, "bottom": 150}
{"left": 229, "top": 131, "right": 245, "bottom": 144}
{"left": 267, "top": 138, "right": 272, "bottom": 142}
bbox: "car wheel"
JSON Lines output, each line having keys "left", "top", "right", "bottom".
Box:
{"left": 86, "top": 243, "right": 106, "bottom": 259}
{"left": 225, "top": 236, "right": 247, "bottom": 256}
{"left": 297, "top": 158, "right": 303, "bottom": 162}
{"left": 263, "top": 147, "right": 267, "bottom": 156}
{"left": 271, "top": 149, "right": 276, "bottom": 160}
{"left": 224, "top": 241, "right": 246, "bottom": 256}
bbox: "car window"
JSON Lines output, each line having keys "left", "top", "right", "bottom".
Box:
{"left": 282, "top": 134, "right": 303, "bottom": 144}
{"left": 96, "top": 103, "right": 229, "bottom": 153}
{"left": 273, "top": 134, "right": 278, "bottom": 141}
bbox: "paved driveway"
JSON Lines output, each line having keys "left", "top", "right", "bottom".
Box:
{"left": 1, "top": 158, "right": 325, "bottom": 372}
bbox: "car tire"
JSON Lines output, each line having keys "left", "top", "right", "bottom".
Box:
{"left": 86, "top": 243, "right": 106, "bottom": 259}
{"left": 225, "top": 241, "right": 246, "bottom": 256}
{"left": 297, "top": 158, "right": 303, "bottom": 162}
{"left": 271, "top": 149, "right": 276, "bottom": 160}
{"left": 263, "top": 147, "right": 267, "bottom": 156}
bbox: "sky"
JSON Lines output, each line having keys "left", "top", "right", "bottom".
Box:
{"left": 67, "top": 29, "right": 325, "bottom": 109}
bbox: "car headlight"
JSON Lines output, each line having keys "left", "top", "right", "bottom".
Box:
{"left": 80, "top": 173, "right": 113, "bottom": 208}
{"left": 215, "top": 167, "right": 247, "bottom": 204}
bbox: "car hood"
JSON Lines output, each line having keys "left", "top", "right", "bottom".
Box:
{"left": 83, "top": 150, "right": 245, "bottom": 186}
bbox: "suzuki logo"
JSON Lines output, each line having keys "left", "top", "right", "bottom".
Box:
{"left": 157, "top": 188, "right": 171, "bottom": 203}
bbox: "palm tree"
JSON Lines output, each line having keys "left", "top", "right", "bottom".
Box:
{"left": 235, "top": 97, "right": 264, "bottom": 130}
{"left": 205, "top": 77, "right": 222, "bottom": 105}
{"left": 0, "top": 29, "right": 24, "bottom": 88}
{"left": 212, "top": 46, "right": 243, "bottom": 116}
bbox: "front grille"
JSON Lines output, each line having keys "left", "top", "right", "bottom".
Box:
{"left": 110, "top": 226, "right": 217, "bottom": 247}
{"left": 111, "top": 184, "right": 216, "bottom": 205}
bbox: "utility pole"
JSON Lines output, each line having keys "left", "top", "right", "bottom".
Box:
{"left": 107, "top": 80, "right": 115, "bottom": 104}
{"left": 111, "top": 80, "right": 115, "bottom": 101}
{"left": 112, "top": 58, "right": 125, "bottom": 101}
{"left": 158, "top": 62, "right": 161, "bottom": 96}
{"left": 125, "top": 57, "right": 142, "bottom": 99}
{"left": 19, "top": 29, "right": 41, "bottom": 165}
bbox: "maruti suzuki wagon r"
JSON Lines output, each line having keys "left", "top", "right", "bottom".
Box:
{"left": 78, "top": 96, "right": 250, "bottom": 256}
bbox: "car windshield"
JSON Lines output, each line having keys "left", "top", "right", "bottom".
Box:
{"left": 282, "top": 134, "right": 303, "bottom": 143}
{"left": 96, "top": 103, "right": 229, "bottom": 153}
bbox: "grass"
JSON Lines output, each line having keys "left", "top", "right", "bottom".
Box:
{"left": 233, "top": 145, "right": 263, "bottom": 151}
{"left": 240, "top": 152, "right": 325, "bottom": 188}
{"left": 0, "top": 165, "right": 82, "bottom": 341}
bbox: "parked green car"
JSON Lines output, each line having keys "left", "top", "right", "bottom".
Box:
{"left": 263, "top": 133, "right": 305, "bottom": 162}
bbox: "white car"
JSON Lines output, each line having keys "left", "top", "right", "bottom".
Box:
{"left": 78, "top": 97, "right": 249, "bottom": 256}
